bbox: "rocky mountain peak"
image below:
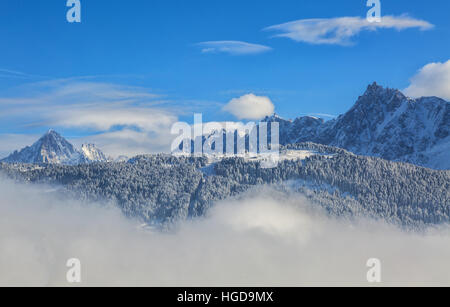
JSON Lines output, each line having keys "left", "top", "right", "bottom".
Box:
{"left": 81, "top": 144, "right": 109, "bottom": 163}
{"left": 1, "top": 131, "right": 108, "bottom": 165}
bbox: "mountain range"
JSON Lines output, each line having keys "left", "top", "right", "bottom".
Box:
{"left": 0, "top": 130, "right": 109, "bottom": 165}
{"left": 1, "top": 143, "right": 448, "bottom": 229}
{"left": 1, "top": 82, "right": 449, "bottom": 170}
{"left": 262, "top": 82, "right": 449, "bottom": 170}
{"left": 0, "top": 82, "right": 449, "bottom": 229}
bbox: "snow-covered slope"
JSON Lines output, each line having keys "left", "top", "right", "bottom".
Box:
{"left": 1, "top": 130, "right": 109, "bottom": 165}
{"left": 80, "top": 144, "right": 109, "bottom": 163}
{"left": 2, "top": 143, "right": 448, "bottom": 229}
{"left": 263, "top": 82, "right": 450, "bottom": 170}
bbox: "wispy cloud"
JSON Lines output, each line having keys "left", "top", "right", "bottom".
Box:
{"left": 197, "top": 41, "right": 272, "bottom": 55}
{"left": 0, "top": 79, "right": 179, "bottom": 157}
{"left": 307, "top": 113, "right": 337, "bottom": 119}
{"left": 71, "top": 128, "right": 174, "bottom": 158}
{"left": 265, "top": 15, "right": 434, "bottom": 46}
{"left": 0, "top": 68, "right": 46, "bottom": 79}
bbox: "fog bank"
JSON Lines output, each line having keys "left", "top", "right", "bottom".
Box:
{"left": 0, "top": 180, "right": 449, "bottom": 286}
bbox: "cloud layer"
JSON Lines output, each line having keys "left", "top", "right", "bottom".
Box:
{"left": 0, "top": 79, "right": 179, "bottom": 157}
{"left": 223, "top": 94, "right": 275, "bottom": 120}
{"left": 1, "top": 180, "right": 450, "bottom": 286}
{"left": 197, "top": 41, "right": 272, "bottom": 55}
{"left": 404, "top": 60, "right": 450, "bottom": 100}
{"left": 265, "top": 15, "right": 433, "bottom": 46}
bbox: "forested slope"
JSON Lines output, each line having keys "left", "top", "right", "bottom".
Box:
{"left": 1, "top": 143, "right": 448, "bottom": 229}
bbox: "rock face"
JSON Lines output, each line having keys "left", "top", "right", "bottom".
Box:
{"left": 263, "top": 83, "right": 450, "bottom": 170}
{"left": 80, "top": 144, "right": 109, "bottom": 163}
{"left": 1, "top": 130, "right": 109, "bottom": 165}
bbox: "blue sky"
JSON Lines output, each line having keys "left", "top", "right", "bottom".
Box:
{"left": 0, "top": 0, "right": 449, "bottom": 157}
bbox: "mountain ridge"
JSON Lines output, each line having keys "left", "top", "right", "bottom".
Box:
{"left": 0, "top": 130, "right": 109, "bottom": 165}
{"left": 1, "top": 142, "right": 448, "bottom": 229}
{"left": 262, "top": 82, "right": 450, "bottom": 169}
{"left": 2, "top": 83, "right": 449, "bottom": 169}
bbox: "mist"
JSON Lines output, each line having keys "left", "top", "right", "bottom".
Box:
{"left": 1, "top": 179, "right": 449, "bottom": 286}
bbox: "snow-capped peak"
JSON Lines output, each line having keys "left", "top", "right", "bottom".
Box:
{"left": 265, "top": 83, "right": 450, "bottom": 169}
{"left": 81, "top": 144, "right": 109, "bottom": 163}
{"left": 1, "top": 130, "right": 109, "bottom": 165}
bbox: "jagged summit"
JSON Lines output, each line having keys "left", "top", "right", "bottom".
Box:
{"left": 261, "top": 82, "right": 450, "bottom": 169}
{"left": 266, "top": 113, "right": 284, "bottom": 120}
{"left": 0, "top": 129, "right": 80, "bottom": 164}
{"left": 359, "top": 82, "right": 405, "bottom": 104}
{"left": 1, "top": 130, "right": 109, "bottom": 165}
{"left": 81, "top": 144, "right": 109, "bottom": 163}
{"left": 365, "top": 81, "right": 383, "bottom": 92}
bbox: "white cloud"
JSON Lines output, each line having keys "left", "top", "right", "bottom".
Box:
{"left": 404, "top": 60, "right": 450, "bottom": 100}
{"left": 197, "top": 41, "right": 272, "bottom": 55}
{"left": 265, "top": 15, "right": 433, "bottom": 46}
{"left": 52, "top": 108, "right": 176, "bottom": 132}
{"left": 0, "top": 79, "right": 180, "bottom": 158}
{"left": 71, "top": 129, "right": 174, "bottom": 158}
{"left": 1, "top": 181, "right": 450, "bottom": 286}
{"left": 223, "top": 94, "right": 275, "bottom": 120}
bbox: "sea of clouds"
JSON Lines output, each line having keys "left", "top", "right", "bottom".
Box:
{"left": 0, "top": 179, "right": 449, "bottom": 286}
